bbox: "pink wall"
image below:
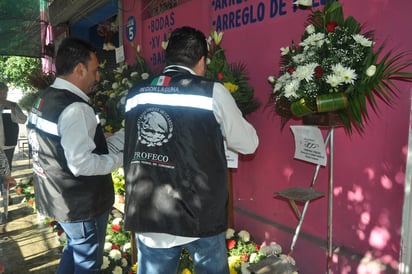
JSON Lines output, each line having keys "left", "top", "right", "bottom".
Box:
{"left": 122, "top": 0, "right": 412, "bottom": 272}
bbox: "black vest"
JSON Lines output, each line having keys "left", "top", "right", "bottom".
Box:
{"left": 27, "top": 87, "right": 114, "bottom": 222}
{"left": 2, "top": 110, "right": 19, "bottom": 146}
{"left": 123, "top": 68, "right": 228, "bottom": 237}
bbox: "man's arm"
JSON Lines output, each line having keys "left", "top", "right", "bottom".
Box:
{"left": 212, "top": 82, "right": 259, "bottom": 154}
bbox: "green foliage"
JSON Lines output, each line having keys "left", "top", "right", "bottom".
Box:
{"left": 206, "top": 30, "right": 260, "bottom": 116}
{"left": 0, "top": 56, "right": 42, "bottom": 90}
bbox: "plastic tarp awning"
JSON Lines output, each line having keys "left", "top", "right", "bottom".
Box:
{"left": 0, "top": 0, "right": 48, "bottom": 57}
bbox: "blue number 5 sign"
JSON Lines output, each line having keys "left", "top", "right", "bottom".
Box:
{"left": 126, "top": 16, "right": 136, "bottom": 42}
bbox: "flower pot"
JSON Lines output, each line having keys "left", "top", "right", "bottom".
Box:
{"left": 290, "top": 98, "right": 314, "bottom": 117}
{"left": 302, "top": 112, "right": 345, "bottom": 127}
{"left": 316, "top": 93, "right": 348, "bottom": 113}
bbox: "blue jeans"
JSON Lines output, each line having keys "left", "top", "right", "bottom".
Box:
{"left": 137, "top": 232, "right": 230, "bottom": 274}
{"left": 57, "top": 210, "right": 110, "bottom": 274}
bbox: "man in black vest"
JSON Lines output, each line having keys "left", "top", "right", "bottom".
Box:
{"left": 123, "top": 26, "right": 259, "bottom": 274}
{"left": 27, "top": 38, "right": 124, "bottom": 274}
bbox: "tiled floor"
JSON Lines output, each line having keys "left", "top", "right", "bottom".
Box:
{"left": 0, "top": 153, "right": 61, "bottom": 273}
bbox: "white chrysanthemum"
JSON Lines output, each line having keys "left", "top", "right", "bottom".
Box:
{"left": 112, "top": 218, "right": 122, "bottom": 226}
{"left": 141, "top": 72, "right": 150, "bottom": 80}
{"left": 366, "top": 65, "right": 376, "bottom": 77}
{"left": 331, "top": 63, "right": 345, "bottom": 75}
{"left": 326, "top": 74, "right": 342, "bottom": 87}
{"left": 292, "top": 53, "right": 306, "bottom": 64}
{"left": 130, "top": 71, "right": 138, "bottom": 78}
{"left": 238, "top": 230, "right": 250, "bottom": 242}
{"left": 226, "top": 228, "right": 235, "bottom": 239}
{"left": 105, "top": 235, "right": 112, "bottom": 241}
{"left": 121, "top": 258, "right": 128, "bottom": 267}
{"left": 300, "top": 32, "right": 325, "bottom": 49}
{"left": 274, "top": 73, "right": 291, "bottom": 92}
{"left": 100, "top": 118, "right": 106, "bottom": 126}
{"left": 341, "top": 67, "right": 357, "bottom": 84}
{"left": 112, "top": 82, "right": 119, "bottom": 89}
{"left": 331, "top": 64, "right": 357, "bottom": 84}
{"left": 293, "top": 63, "right": 317, "bottom": 82}
{"left": 112, "top": 265, "right": 123, "bottom": 274}
{"left": 283, "top": 79, "right": 300, "bottom": 98}
{"left": 109, "top": 92, "right": 116, "bottom": 98}
{"left": 120, "top": 96, "right": 126, "bottom": 105}
{"left": 104, "top": 242, "right": 113, "bottom": 251}
{"left": 109, "top": 249, "right": 122, "bottom": 261}
{"left": 123, "top": 242, "right": 132, "bottom": 252}
{"left": 101, "top": 256, "right": 110, "bottom": 270}
{"left": 280, "top": 46, "right": 290, "bottom": 56}
{"left": 352, "top": 34, "right": 374, "bottom": 47}
{"left": 306, "top": 24, "right": 315, "bottom": 34}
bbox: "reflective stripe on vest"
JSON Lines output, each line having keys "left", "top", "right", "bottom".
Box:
{"left": 29, "top": 112, "right": 100, "bottom": 137}
{"left": 125, "top": 92, "right": 213, "bottom": 112}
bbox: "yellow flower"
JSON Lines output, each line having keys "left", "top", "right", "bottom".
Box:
{"left": 181, "top": 268, "right": 192, "bottom": 274}
{"left": 104, "top": 125, "right": 113, "bottom": 133}
{"left": 224, "top": 82, "right": 239, "bottom": 93}
{"left": 131, "top": 263, "right": 138, "bottom": 273}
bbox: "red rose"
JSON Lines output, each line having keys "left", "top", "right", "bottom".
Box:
{"left": 112, "top": 244, "right": 120, "bottom": 250}
{"left": 28, "top": 199, "right": 34, "bottom": 205}
{"left": 287, "top": 67, "right": 295, "bottom": 74}
{"left": 16, "top": 187, "right": 22, "bottom": 194}
{"left": 217, "top": 72, "right": 224, "bottom": 80}
{"left": 314, "top": 66, "right": 324, "bottom": 78}
{"left": 227, "top": 239, "right": 236, "bottom": 250}
{"left": 241, "top": 253, "right": 249, "bottom": 262}
{"left": 111, "top": 224, "right": 121, "bottom": 232}
{"left": 326, "top": 21, "right": 338, "bottom": 32}
{"left": 57, "top": 229, "right": 64, "bottom": 236}
{"left": 255, "top": 244, "right": 260, "bottom": 251}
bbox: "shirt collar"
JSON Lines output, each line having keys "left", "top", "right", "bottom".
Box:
{"left": 163, "top": 65, "right": 196, "bottom": 75}
{"left": 51, "top": 77, "right": 89, "bottom": 102}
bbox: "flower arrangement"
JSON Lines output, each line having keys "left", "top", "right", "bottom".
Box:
{"left": 268, "top": 1, "right": 412, "bottom": 132}
{"left": 92, "top": 44, "right": 151, "bottom": 133}
{"left": 206, "top": 30, "right": 260, "bottom": 116}
{"left": 15, "top": 176, "right": 36, "bottom": 210}
{"left": 101, "top": 216, "right": 132, "bottom": 274}
{"left": 225, "top": 228, "right": 297, "bottom": 274}
{"left": 173, "top": 228, "right": 297, "bottom": 274}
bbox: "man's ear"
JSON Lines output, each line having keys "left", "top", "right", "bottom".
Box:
{"left": 75, "top": 63, "right": 87, "bottom": 77}
{"left": 193, "top": 56, "right": 206, "bottom": 76}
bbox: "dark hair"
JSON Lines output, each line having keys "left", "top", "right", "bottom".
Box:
{"left": 55, "top": 37, "right": 96, "bottom": 76}
{"left": 165, "top": 26, "right": 208, "bottom": 68}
